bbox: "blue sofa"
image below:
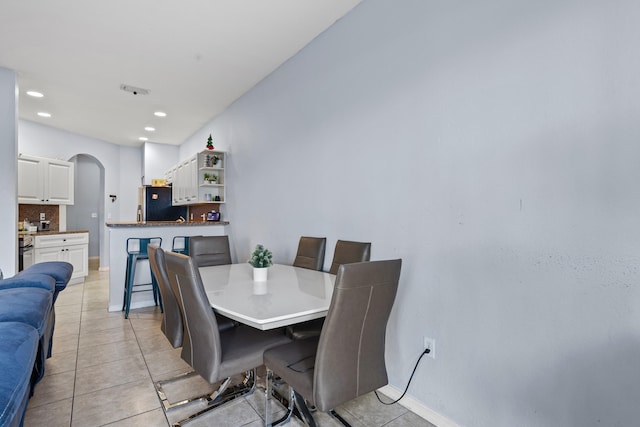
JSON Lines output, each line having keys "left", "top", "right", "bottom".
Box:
{"left": 0, "top": 262, "right": 73, "bottom": 427}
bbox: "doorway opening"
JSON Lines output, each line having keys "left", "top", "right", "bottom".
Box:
{"left": 67, "top": 154, "right": 105, "bottom": 270}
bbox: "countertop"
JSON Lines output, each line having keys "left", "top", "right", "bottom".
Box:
{"left": 19, "top": 229, "right": 89, "bottom": 237}
{"left": 106, "top": 221, "right": 229, "bottom": 228}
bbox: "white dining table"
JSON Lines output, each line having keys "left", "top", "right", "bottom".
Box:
{"left": 198, "top": 263, "right": 335, "bottom": 330}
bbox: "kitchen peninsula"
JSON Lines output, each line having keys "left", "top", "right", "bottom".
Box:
{"left": 106, "top": 220, "right": 230, "bottom": 312}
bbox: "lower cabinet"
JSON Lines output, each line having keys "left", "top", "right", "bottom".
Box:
{"left": 34, "top": 233, "right": 89, "bottom": 284}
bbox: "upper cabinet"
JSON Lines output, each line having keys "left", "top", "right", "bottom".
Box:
{"left": 171, "top": 154, "right": 199, "bottom": 205}
{"left": 169, "top": 151, "right": 225, "bottom": 205}
{"left": 18, "top": 154, "right": 74, "bottom": 205}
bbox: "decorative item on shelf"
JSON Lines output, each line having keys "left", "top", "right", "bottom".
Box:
{"left": 203, "top": 173, "right": 218, "bottom": 184}
{"left": 248, "top": 244, "right": 273, "bottom": 282}
{"left": 206, "top": 134, "right": 214, "bottom": 150}
{"left": 212, "top": 155, "right": 221, "bottom": 168}
{"left": 214, "top": 195, "right": 221, "bottom": 201}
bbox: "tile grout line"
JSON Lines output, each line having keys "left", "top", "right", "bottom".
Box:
{"left": 127, "top": 312, "right": 172, "bottom": 426}
{"left": 68, "top": 280, "right": 86, "bottom": 427}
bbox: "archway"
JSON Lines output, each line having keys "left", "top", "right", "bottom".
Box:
{"left": 67, "top": 154, "right": 105, "bottom": 270}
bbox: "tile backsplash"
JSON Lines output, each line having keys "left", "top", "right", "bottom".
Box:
{"left": 19, "top": 205, "right": 59, "bottom": 231}
{"left": 189, "top": 204, "right": 222, "bottom": 222}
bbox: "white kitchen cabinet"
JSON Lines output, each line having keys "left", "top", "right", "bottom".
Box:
{"left": 18, "top": 154, "right": 74, "bottom": 205}
{"left": 34, "top": 232, "right": 89, "bottom": 284}
{"left": 171, "top": 154, "right": 198, "bottom": 205}
{"left": 167, "top": 151, "right": 226, "bottom": 205}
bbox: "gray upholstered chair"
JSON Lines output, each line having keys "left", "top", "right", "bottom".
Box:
{"left": 150, "top": 245, "right": 236, "bottom": 416}
{"left": 287, "top": 239, "right": 372, "bottom": 340}
{"left": 164, "top": 251, "right": 290, "bottom": 422}
{"left": 148, "top": 245, "right": 183, "bottom": 348}
{"left": 264, "top": 259, "right": 402, "bottom": 427}
{"left": 293, "top": 237, "right": 326, "bottom": 271}
{"left": 329, "top": 240, "right": 371, "bottom": 275}
{"left": 189, "top": 235, "right": 232, "bottom": 267}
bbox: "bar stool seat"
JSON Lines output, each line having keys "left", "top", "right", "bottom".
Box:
{"left": 123, "top": 237, "right": 163, "bottom": 319}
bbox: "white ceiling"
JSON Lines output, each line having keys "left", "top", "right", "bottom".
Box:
{"left": 0, "top": 0, "right": 361, "bottom": 147}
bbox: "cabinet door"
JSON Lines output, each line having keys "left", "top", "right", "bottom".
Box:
{"left": 18, "top": 156, "right": 45, "bottom": 204}
{"left": 186, "top": 155, "right": 198, "bottom": 202}
{"left": 34, "top": 247, "right": 64, "bottom": 263}
{"left": 65, "top": 244, "right": 88, "bottom": 279}
{"left": 45, "top": 159, "right": 74, "bottom": 205}
{"left": 174, "top": 162, "right": 186, "bottom": 204}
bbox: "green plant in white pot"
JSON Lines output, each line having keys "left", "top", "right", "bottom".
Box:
{"left": 248, "top": 244, "right": 273, "bottom": 281}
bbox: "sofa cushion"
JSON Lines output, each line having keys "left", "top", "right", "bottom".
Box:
{"left": 0, "top": 322, "right": 39, "bottom": 427}
{"left": 0, "top": 288, "right": 52, "bottom": 336}
{"left": 0, "top": 273, "right": 56, "bottom": 294}
{"left": 20, "top": 262, "right": 73, "bottom": 289}
{"left": 19, "top": 262, "right": 73, "bottom": 303}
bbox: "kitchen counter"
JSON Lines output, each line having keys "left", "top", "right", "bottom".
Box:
{"left": 19, "top": 229, "right": 89, "bottom": 236}
{"left": 106, "top": 221, "right": 230, "bottom": 312}
{"left": 106, "top": 221, "right": 229, "bottom": 228}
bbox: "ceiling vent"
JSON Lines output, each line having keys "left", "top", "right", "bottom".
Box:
{"left": 120, "top": 84, "right": 149, "bottom": 96}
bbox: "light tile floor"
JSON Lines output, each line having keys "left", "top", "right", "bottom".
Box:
{"left": 24, "top": 265, "right": 434, "bottom": 427}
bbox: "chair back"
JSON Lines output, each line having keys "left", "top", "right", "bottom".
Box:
{"left": 328, "top": 240, "right": 371, "bottom": 275}
{"left": 164, "top": 251, "right": 222, "bottom": 383}
{"left": 148, "top": 245, "right": 183, "bottom": 348}
{"left": 126, "top": 237, "right": 162, "bottom": 256}
{"left": 172, "top": 235, "right": 198, "bottom": 255}
{"left": 293, "top": 237, "right": 326, "bottom": 271}
{"left": 189, "top": 236, "right": 232, "bottom": 267}
{"left": 313, "top": 259, "right": 401, "bottom": 412}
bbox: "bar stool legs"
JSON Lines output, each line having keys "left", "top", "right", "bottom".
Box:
{"left": 123, "top": 237, "right": 163, "bottom": 319}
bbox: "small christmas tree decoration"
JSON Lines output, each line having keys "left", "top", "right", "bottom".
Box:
{"left": 206, "top": 134, "right": 214, "bottom": 150}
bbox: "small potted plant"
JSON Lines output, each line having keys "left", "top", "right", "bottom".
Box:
{"left": 248, "top": 244, "right": 273, "bottom": 281}
{"left": 212, "top": 155, "right": 221, "bottom": 168}
{"left": 203, "top": 173, "right": 217, "bottom": 184}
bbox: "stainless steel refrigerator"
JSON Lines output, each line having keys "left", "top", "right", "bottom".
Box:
{"left": 139, "top": 186, "right": 187, "bottom": 221}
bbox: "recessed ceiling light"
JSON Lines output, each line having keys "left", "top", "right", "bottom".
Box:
{"left": 139, "top": 137, "right": 148, "bottom": 141}
{"left": 144, "top": 127, "right": 156, "bottom": 132}
{"left": 154, "top": 111, "right": 167, "bottom": 117}
{"left": 27, "top": 91, "right": 44, "bottom": 98}
{"left": 37, "top": 112, "right": 51, "bottom": 117}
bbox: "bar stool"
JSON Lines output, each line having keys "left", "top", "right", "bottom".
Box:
{"left": 123, "top": 237, "right": 163, "bottom": 319}
{"left": 172, "top": 235, "right": 197, "bottom": 255}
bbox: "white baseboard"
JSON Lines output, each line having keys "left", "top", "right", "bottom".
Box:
{"left": 378, "top": 385, "right": 459, "bottom": 427}
{"left": 98, "top": 266, "right": 109, "bottom": 272}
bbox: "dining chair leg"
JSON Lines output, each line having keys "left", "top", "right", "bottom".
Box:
{"left": 172, "top": 370, "right": 258, "bottom": 427}
{"left": 329, "top": 409, "right": 352, "bottom": 427}
{"left": 266, "top": 379, "right": 304, "bottom": 427}
{"left": 292, "top": 389, "right": 317, "bottom": 427}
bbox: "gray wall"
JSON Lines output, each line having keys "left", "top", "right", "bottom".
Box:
{"left": 67, "top": 154, "right": 104, "bottom": 257}
{"left": 181, "top": 0, "right": 640, "bottom": 425}
{"left": 0, "top": 68, "right": 18, "bottom": 276}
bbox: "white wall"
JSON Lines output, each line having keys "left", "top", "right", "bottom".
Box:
{"left": 143, "top": 142, "right": 180, "bottom": 185}
{"left": 0, "top": 68, "right": 18, "bottom": 276}
{"left": 181, "top": 0, "right": 640, "bottom": 425}
{"left": 19, "top": 120, "right": 143, "bottom": 269}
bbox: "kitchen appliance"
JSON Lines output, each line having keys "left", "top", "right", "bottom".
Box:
{"left": 39, "top": 220, "right": 51, "bottom": 231}
{"left": 206, "top": 210, "right": 221, "bottom": 221}
{"left": 139, "top": 186, "right": 187, "bottom": 221}
{"left": 18, "top": 235, "right": 34, "bottom": 272}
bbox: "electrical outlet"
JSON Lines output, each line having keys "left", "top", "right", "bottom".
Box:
{"left": 40, "top": 213, "right": 45, "bottom": 220}
{"left": 423, "top": 336, "right": 436, "bottom": 359}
